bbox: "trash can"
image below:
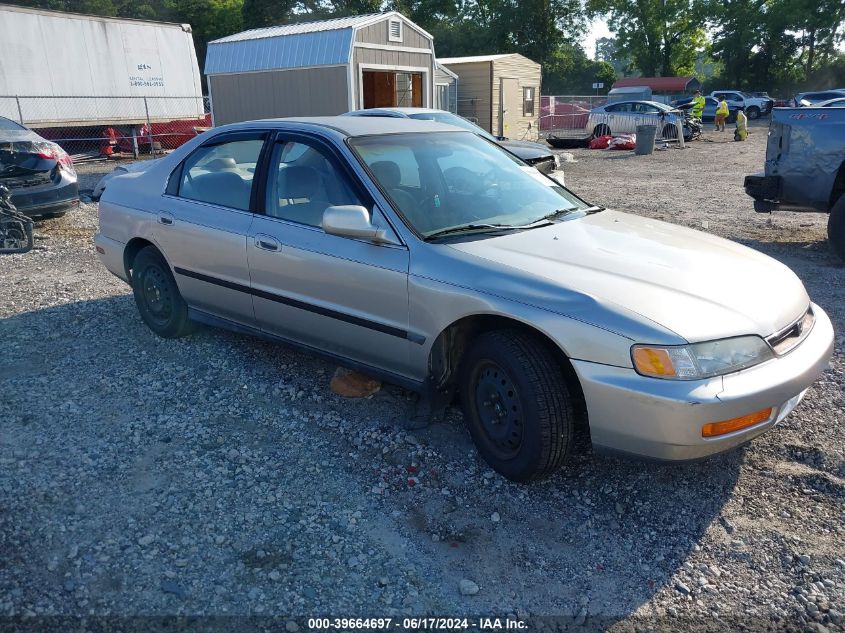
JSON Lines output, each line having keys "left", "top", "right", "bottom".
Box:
{"left": 635, "top": 125, "right": 657, "bottom": 155}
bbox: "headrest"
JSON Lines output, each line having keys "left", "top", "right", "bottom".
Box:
{"left": 370, "top": 161, "right": 401, "bottom": 189}
{"left": 204, "top": 157, "right": 237, "bottom": 171}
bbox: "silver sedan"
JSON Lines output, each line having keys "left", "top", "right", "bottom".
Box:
{"left": 95, "top": 117, "right": 833, "bottom": 481}
{"left": 587, "top": 100, "right": 685, "bottom": 139}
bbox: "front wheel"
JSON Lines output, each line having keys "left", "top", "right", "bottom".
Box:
{"left": 459, "top": 330, "right": 575, "bottom": 482}
{"left": 828, "top": 196, "right": 845, "bottom": 263}
{"left": 131, "top": 246, "right": 195, "bottom": 338}
{"left": 746, "top": 106, "right": 760, "bottom": 120}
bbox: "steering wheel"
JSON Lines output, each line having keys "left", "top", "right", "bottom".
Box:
{"left": 444, "top": 166, "right": 484, "bottom": 195}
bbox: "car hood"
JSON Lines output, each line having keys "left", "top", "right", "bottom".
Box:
{"left": 447, "top": 210, "right": 809, "bottom": 342}
{"left": 499, "top": 139, "right": 552, "bottom": 160}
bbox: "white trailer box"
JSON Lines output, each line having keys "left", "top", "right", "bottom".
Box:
{"left": 0, "top": 4, "right": 204, "bottom": 126}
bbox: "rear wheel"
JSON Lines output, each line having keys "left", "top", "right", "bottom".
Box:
{"left": 131, "top": 246, "right": 195, "bottom": 338}
{"left": 460, "top": 330, "right": 574, "bottom": 482}
{"left": 593, "top": 124, "right": 611, "bottom": 138}
{"left": 828, "top": 195, "right": 845, "bottom": 263}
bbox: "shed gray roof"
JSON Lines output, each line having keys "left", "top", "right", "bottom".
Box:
{"left": 206, "top": 12, "right": 433, "bottom": 76}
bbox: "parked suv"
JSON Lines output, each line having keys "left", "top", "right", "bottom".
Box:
{"left": 709, "top": 90, "right": 774, "bottom": 119}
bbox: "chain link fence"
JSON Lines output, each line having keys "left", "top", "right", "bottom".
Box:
{"left": 0, "top": 96, "right": 211, "bottom": 161}
{"left": 540, "top": 95, "right": 608, "bottom": 140}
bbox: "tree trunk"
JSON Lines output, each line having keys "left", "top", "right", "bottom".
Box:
{"left": 806, "top": 28, "right": 816, "bottom": 76}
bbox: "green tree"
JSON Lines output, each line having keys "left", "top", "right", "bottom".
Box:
{"left": 587, "top": 0, "right": 707, "bottom": 76}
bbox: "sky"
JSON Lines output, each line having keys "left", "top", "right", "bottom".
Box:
{"left": 584, "top": 18, "right": 612, "bottom": 60}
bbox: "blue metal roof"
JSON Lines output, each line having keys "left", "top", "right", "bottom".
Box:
{"left": 205, "top": 28, "right": 353, "bottom": 75}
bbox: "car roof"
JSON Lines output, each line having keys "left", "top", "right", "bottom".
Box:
{"left": 236, "top": 115, "right": 467, "bottom": 137}
{"left": 345, "top": 107, "right": 456, "bottom": 117}
{"left": 606, "top": 100, "right": 671, "bottom": 108}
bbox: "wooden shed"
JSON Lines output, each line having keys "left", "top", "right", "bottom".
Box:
{"left": 439, "top": 53, "right": 541, "bottom": 139}
{"left": 205, "top": 12, "right": 435, "bottom": 125}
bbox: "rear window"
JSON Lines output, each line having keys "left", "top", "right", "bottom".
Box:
{"left": 0, "top": 116, "right": 25, "bottom": 131}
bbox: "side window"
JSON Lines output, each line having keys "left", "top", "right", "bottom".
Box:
{"left": 523, "top": 87, "right": 535, "bottom": 116}
{"left": 606, "top": 103, "right": 628, "bottom": 112}
{"left": 177, "top": 138, "right": 264, "bottom": 210}
{"left": 266, "top": 140, "right": 365, "bottom": 228}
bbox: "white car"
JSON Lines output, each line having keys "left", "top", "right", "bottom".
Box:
{"left": 587, "top": 100, "right": 685, "bottom": 139}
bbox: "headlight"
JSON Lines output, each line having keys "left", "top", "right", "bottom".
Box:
{"left": 631, "top": 336, "right": 774, "bottom": 380}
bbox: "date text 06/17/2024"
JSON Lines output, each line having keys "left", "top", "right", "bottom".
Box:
{"left": 306, "top": 618, "right": 528, "bottom": 630}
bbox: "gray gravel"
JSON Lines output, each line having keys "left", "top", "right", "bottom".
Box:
{"left": 1, "top": 130, "right": 843, "bottom": 629}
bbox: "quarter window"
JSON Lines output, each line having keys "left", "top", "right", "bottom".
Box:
{"left": 176, "top": 138, "right": 264, "bottom": 210}
{"left": 266, "top": 140, "right": 365, "bottom": 228}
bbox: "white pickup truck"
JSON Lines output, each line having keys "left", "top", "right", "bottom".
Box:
{"left": 709, "top": 90, "right": 774, "bottom": 119}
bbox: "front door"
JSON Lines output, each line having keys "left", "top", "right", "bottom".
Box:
{"left": 247, "top": 133, "right": 414, "bottom": 378}
{"left": 500, "top": 77, "right": 521, "bottom": 138}
{"left": 156, "top": 131, "right": 267, "bottom": 326}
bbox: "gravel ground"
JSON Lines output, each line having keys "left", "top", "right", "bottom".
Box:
{"left": 1, "top": 125, "right": 844, "bottom": 631}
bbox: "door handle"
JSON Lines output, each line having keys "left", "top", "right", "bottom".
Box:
{"left": 158, "top": 211, "right": 174, "bottom": 226}
{"left": 254, "top": 234, "right": 281, "bottom": 252}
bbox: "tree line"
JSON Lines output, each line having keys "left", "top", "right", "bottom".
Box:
{"left": 6, "top": 0, "right": 845, "bottom": 96}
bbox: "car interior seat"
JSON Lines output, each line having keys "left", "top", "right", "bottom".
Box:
{"left": 370, "top": 160, "right": 426, "bottom": 229}
{"left": 272, "top": 165, "right": 331, "bottom": 227}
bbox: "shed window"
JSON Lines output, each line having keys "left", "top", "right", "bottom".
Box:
{"left": 523, "top": 87, "right": 535, "bottom": 116}
{"left": 388, "top": 19, "right": 403, "bottom": 42}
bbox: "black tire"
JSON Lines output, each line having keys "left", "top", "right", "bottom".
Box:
{"left": 828, "top": 196, "right": 845, "bottom": 263}
{"left": 747, "top": 106, "right": 760, "bottom": 120}
{"left": 459, "top": 329, "right": 575, "bottom": 482}
{"left": 593, "top": 124, "right": 611, "bottom": 138}
{"left": 131, "top": 246, "right": 194, "bottom": 338}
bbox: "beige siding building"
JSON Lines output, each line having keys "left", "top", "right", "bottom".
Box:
{"left": 440, "top": 53, "right": 541, "bottom": 140}
{"left": 205, "top": 13, "right": 435, "bottom": 125}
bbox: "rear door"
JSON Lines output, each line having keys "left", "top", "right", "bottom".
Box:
{"left": 156, "top": 130, "right": 268, "bottom": 326}
{"left": 246, "top": 132, "right": 414, "bottom": 378}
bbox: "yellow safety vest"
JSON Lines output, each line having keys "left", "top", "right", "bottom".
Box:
{"left": 716, "top": 100, "right": 729, "bottom": 116}
{"left": 691, "top": 95, "right": 705, "bottom": 117}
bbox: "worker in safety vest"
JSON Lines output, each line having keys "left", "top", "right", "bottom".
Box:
{"left": 734, "top": 107, "right": 748, "bottom": 141}
{"left": 715, "top": 97, "right": 729, "bottom": 131}
{"left": 690, "top": 89, "right": 705, "bottom": 120}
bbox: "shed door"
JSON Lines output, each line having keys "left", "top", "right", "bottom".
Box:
{"left": 362, "top": 70, "right": 424, "bottom": 108}
{"left": 500, "top": 77, "right": 521, "bottom": 138}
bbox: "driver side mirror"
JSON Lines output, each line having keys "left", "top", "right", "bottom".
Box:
{"left": 322, "top": 205, "right": 395, "bottom": 244}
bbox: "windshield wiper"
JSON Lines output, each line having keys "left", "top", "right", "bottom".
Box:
{"left": 424, "top": 223, "right": 524, "bottom": 241}
{"left": 530, "top": 205, "right": 604, "bottom": 224}
{"left": 424, "top": 206, "right": 605, "bottom": 241}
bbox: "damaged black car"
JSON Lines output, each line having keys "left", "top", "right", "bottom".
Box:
{"left": 0, "top": 116, "right": 79, "bottom": 219}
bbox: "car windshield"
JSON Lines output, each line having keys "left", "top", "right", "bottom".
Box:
{"left": 407, "top": 111, "right": 497, "bottom": 142}
{"left": 349, "top": 131, "right": 592, "bottom": 239}
{"left": 0, "top": 116, "right": 25, "bottom": 131}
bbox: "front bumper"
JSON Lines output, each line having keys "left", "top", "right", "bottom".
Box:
{"left": 744, "top": 173, "right": 781, "bottom": 212}
{"left": 573, "top": 303, "right": 834, "bottom": 461}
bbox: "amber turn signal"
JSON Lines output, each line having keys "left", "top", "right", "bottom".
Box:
{"left": 701, "top": 408, "right": 774, "bottom": 438}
